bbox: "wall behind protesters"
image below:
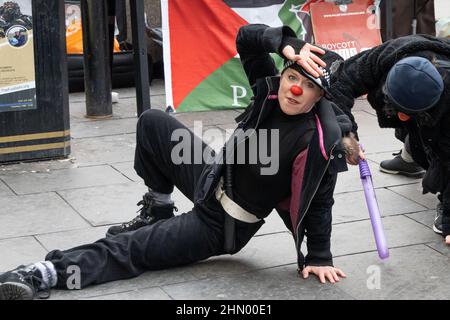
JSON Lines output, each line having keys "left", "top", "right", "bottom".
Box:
{"left": 125, "top": 0, "right": 162, "bottom": 63}
{"left": 380, "top": 0, "right": 436, "bottom": 40}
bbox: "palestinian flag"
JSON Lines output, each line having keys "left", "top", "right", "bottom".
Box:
{"left": 161, "top": 0, "right": 320, "bottom": 112}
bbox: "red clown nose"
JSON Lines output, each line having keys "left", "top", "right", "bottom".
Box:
{"left": 290, "top": 85, "right": 303, "bottom": 96}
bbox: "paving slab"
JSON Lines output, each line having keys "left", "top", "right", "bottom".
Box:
{"left": 331, "top": 215, "right": 441, "bottom": 257}
{"left": 85, "top": 287, "right": 172, "bottom": 300}
{"left": 58, "top": 179, "right": 196, "bottom": 226}
{"left": 426, "top": 240, "right": 450, "bottom": 258}
{"left": 0, "top": 237, "right": 48, "bottom": 270}
{"left": 215, "top": 122, "right": 240, "bottom": 133}
{"left": 71, "top": 118, "right": 138, "bottom": 139}
{"left": 357, "top": 133, "right": 403, "bottom": 154}
{"left": 333, "top": 188, "right": 426, "bottom": 224}
{"left": 71, "top": 134, "right": 137, "bottom": 166}
{"left": 388, "top": 183, "right": 439, "bottom": 209}
{"left": 162, "top": 264, "right": 353, "bottom": 300}
{"left": 334, "top": 245, "right": 450, "bottom": 299}
{"left": 108, "top": 95, "right": 166, "bottom": 114}
{"left": 352, "top": 111, "right": 395, "bottom": 138}
{"left": 0, "top": 159, "right": 78, "bottom": 176}
{"left": 171, "top": 188, "right": 195, "bottom": 213}
{"left": 111, "top": 161, "right": 141, "bottom": 182}
{"left": 58, "top": 182, "right": 149, "bottom": 226}
{"left": 0, "top": 193, "right": 89, "bottom": 239}
{"left": 405, "top": 210, "right": 435, "bottom": 229}
{"left": 36, "top": 226, "right": 110, "bottom": 251}
{"left": 256, "top": 211, "right": 289, "bottom": 236}
{"left": 335, "top": 161, "right": 420, "bottom": 194}
{"left": 0, "top": 178, "right": 14, "bottom": 196}
{"left": 353, "top": 98, "right": 376, "bottom": 115}
{"left": 183, "top": 232, "right": 296, "bottom": 280}
{"left": 68, "top": 80, "right": 166, "bottom": 104}
{"left": 70, "top": 96, "right": 166, "bottom": 123}
{"left": 50, "top": 267, "right": 198, "bottom": 300}
{"left": 1, "top": 165, "right": 130, "bottom": 195}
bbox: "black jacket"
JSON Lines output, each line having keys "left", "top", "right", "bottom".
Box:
{"left": 330, "top": 34, "right": 450, "bottom": 134}
{"left": 194, "top": 24, "right": 352, "bottom": 269}
{"left": 329, "top": 35, "right": 450, "bottom": 230}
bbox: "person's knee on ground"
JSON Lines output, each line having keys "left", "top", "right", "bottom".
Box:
{"left": 106, "top": 189, "right": 178, "bottom": 237}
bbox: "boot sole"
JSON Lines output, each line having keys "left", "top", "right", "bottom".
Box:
{"left": 0, "top": 282, "right": 34, "bottom": 300}
{"left": 379, "top": 166, "right": 425, "bottom": 178}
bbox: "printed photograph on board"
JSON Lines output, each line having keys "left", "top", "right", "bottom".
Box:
{"left": 0, "top": 0, "right": 36, "bottom": 112}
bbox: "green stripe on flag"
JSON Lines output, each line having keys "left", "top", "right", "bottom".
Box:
{"left": 278, "top": 0, "right": 310, "bottom": 40}
{"left": 177, "top": 57, "right": 252, "bottom": 112}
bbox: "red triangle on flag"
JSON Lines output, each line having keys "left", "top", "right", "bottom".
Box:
{"left": 169, "top": 0, "right": 248, "bottom": 108}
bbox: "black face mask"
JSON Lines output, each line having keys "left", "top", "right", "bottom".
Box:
{"left": 414, "top": 111, "right": 435, "bottom": 127}
{"left": 382, "top": 100, "right": 397, "bottom": 118}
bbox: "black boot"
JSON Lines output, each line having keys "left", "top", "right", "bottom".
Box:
{"left": 0, "top": 264, "right": 50, "bottom": 300}
{"left": 433, "top": 202, "right": 444, "bottom": 235}
{"left": 379, "top": 151, "right": 425, "bottom": 178}
{"left": 106, "top": 192, "right": 177, "bottom": 237}
{"left": 433, "top": 202, "right": 450, "bottom": 237}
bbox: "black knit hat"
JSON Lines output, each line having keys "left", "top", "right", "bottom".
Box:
{"left": 282, "top": 49, "right": 343, "bottom": 99}
{"left": 386, "top": 56, "right": 444, "bottom": 114}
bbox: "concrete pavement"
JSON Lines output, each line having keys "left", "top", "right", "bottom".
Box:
{"left": 0, "top": 79, "right": 449, "bottom": 300}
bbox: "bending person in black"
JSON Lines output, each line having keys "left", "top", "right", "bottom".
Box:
{"left": 329, "top": 34, "right": 450, "bottom": 243}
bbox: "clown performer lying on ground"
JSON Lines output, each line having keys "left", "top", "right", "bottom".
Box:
{"left": 0, "top": 24, "right": 360, "bottom": 300}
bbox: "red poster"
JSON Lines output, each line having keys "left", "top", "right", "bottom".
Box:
{"left": 310, "top": 0, "right": 381, "bottom": 59}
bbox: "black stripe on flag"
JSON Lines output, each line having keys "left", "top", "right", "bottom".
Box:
{"left": 224, "top": 0, "right": 285, "bottom": 8}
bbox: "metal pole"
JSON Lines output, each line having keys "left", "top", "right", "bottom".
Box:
{"left": 130, "top": 0, "right": 151, "bottom": 116}
{"left": 385, "top": 0, "right": 393, "bottom": 40}
{"left": 108, "top": 0, "right": 116, "bottom": 82}
{"left": 80, "top": 0, "right": 113, "bottom": 118}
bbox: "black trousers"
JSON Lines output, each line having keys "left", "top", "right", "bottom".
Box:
{"left": 46, "top": 110, "right": 264, "bottom": 289}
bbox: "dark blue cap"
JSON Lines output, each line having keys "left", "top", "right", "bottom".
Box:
{"left": 386, "top": 57, "right": 444, "bottom": 114}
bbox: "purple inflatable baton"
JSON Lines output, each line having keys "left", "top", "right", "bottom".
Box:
{"left": 359, "top": 158, "right": 390, "bottom": 260}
